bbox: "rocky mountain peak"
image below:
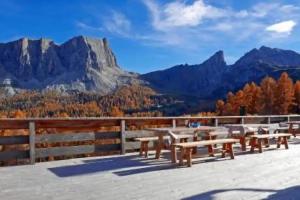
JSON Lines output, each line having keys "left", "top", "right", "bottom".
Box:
{"left": 234, "top": 46, "right": 300, "bottom": 67}
{"left": 0, "top": 36, "right": 138, "bottom": 94}
{"left": 201, "top": 50, "right": 226, "bottom": 67}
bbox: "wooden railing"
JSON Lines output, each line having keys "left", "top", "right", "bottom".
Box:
{"left": 0, "top": 115, "right": 300, "bottom": 165}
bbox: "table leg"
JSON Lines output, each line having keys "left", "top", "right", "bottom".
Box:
{"left": 258, "top": 139, "right": 263, "bottom": 153}
{"left": 283, "top": 136, "right": 289, "bottom": 149}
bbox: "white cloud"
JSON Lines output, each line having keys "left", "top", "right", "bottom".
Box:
{"left": 266, "top": 20, "right": 297, "bottom": 34}
{"left": 143, "top": 0, "right": 225, "bottom": 31}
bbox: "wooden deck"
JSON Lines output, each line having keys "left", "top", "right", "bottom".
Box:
{"left": 1, "top": 137, "right": 300, "bottom": 200}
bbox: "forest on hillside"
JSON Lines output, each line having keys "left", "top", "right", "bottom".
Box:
{"left": 0, "top": 84, "right": 195, "bottom": 118}
{"left": 215, "top": 72, "right": 300, "bottom": 116}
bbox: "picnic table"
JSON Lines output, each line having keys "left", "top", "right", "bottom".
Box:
{"left": 145, "top": 126, "right": 217, "bottom": 159}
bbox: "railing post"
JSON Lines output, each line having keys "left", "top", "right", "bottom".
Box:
{"left": 241, "top": 117, "right": 244, "bottom": 124}
{"left": 172, "top": 119, "right": 176, "bottom": 128}
{"left": 287, "top": 116, "right": 290, "bottom": 122}
{"left": 120, "top": 120, "right": 126, "bottom": 155}
{"left": 215, "top": 118, "right": 218, "bottom": 127}
{"left": 29, "top": 121, "right": 36, "bottom": 165}
{"left": 268, "top": 117, "right": 271, "bottom": 124}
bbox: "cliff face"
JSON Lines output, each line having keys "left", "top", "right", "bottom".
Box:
{"left": 0, "top": 36, "right": 138, "bottom": 94}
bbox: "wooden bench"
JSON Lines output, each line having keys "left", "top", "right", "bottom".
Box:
{"left": 249, "top": 133, "right": 292, "bottom": 153}
{"left": 135, "top": 134, "right": 194, "bottom": 158}
{"left": 172, "top": 139, "right": 239, "bottom": 167}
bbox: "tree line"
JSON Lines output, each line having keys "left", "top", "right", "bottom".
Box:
{"left": 0, "top": 85, "right": 168, "bottom": 118}
{"left": 215, "top": 72, "right": 300, "bottom": 116}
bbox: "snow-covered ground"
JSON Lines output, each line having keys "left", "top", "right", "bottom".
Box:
{"left": 1, "top": 138, "right": 300, "bottom": 200}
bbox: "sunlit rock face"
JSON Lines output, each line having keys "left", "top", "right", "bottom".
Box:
{"left": 0, "top": 36, "right": 139, "bottom": 95}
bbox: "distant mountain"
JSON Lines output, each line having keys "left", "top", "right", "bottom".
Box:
{"left": 2, "top": 35, "right": 300, "bottom": 105}
{"left": 141, "top": 51, "right": 227, "bottom": 97}
{"left": 0, "top": 36, "right": 140, "bottom": 95}
{"left": 142, "top": 46, "right": 300, "bottom": 99}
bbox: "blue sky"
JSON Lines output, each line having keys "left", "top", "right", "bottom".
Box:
{"left": 1, "top": 0, "right": 300, "bottom": 73}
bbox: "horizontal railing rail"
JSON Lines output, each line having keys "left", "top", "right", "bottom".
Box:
{"left": 0, "top": 115, "right": 299, "bottom": 165}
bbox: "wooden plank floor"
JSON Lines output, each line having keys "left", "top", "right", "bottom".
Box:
{"left": 1, "top": 138, "right": 300, "bottom": 200}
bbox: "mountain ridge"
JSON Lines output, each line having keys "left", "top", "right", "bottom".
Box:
{"left": 2, "top": 36, "right": 300, "bottom": 102}
{"left": 142, "top": 45, "right": 300, "bottom": 99}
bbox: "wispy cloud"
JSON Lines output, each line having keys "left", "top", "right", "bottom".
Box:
{"left": 143, "top": 0, "right": 225, "bottom": 31}
{"left": 76, "top": 0, "right": 300, "bottom": 51}
{"left": 76, "top": 10, "right": 133, "bottom": 38}
{"left": 103, "top": 11, "right": 132, "bottom": 37}
{"left": 140, "top": 0, "right": 300, "bottom": 48}
{"left": 266, "top": 20, "right": 296, "bottom": 34}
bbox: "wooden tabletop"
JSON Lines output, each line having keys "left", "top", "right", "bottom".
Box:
{"left": 145, "top": 126, "right": 217, "bottom": 133}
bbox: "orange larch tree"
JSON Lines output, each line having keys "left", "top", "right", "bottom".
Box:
{"left": 259, "top": 76, "right": 277, "bottom": 114}
{"left": 274, "top": 72, "right": 294, "bottom": 114}
{"left": 294, "top": 80, "right": 300, "bottom": 113}
{"left": 215, "top": 100, "right": 225, "bottom": 116}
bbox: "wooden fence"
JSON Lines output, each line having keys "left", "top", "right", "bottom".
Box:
{"left": 0, "top": 115, "right": 300, "bottom": 165}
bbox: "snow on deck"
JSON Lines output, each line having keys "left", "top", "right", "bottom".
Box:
{"left": 1, "top": 138, "right": 300, "bottom": 200}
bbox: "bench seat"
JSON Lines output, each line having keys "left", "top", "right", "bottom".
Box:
{"left": 249, "top": 133, "right": 291, "bottom": 139}
{"left": 172, "top": 139, "right": 239, "bottom": 167}
{"left": 249, "top": 133, "right": 292, "bottom": 153}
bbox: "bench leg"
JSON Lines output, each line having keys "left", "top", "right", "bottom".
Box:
{"left": 283, "top": 136, "right": 289, "bottom": 149}
{"left": 155, "top": 135, "right": 163, "bottom": 159}
{"left": 179, "top": 147, "right": 185, "bottom": 166}
{"left": 171, "top": 145, "right": 177, "bottom": 163}
{"left": 139, "top": 142, "right": 144, "bottom": 156}
{"left": 221, "top": 143, "right": 234, "bottom": 159}
{"left": 192, "top": 136, "right": 198, "bottom": 154}
{"left": 207, "top": 145, "right": 215, "bottom": 157}
{"left": 264, "top": 138, "right": 270, "bottom": 147}
{"left": 186, "top": 148, "right": 193, "bottom": 167}
{"left": 250, "top": 138, "right": 256, "bottom": 153}
{"left": 277, "top": 137, "right": 282, "bottom": 148}
{"left": 221, "top": 144, "right": 226, "bottom": 158}
{"left": 144, "top": 141, "right": 149, "bottom": 158}
{"left": 228, "top": 143, "right": 234, "bottom": 159}
{"left": 240, "top": 137, "right": 246, "bottom": 151}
